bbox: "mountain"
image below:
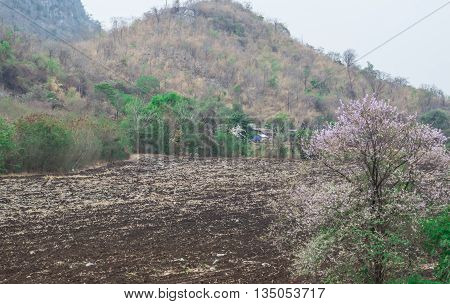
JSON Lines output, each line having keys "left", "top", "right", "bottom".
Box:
{"left": 75, "top": 0, "right": 447, "bottom": 123}
{"left": 0, "top": 0, "right": 447, "bottom": 124}
{"left": 0, "top": 0, "right": 100, "bottom": 40}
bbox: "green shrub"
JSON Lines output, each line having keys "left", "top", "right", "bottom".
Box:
{"left": 150, "top": 92, "right": 185, "bottom": 109}
{"left": 420, "top": 109, "right": 449, "bottom": 135}
{"left": 65, "top": 118, "right": 103, "bottom": 170}
{"left": 136, "top": 75, "right": 160, "bottom": 97}
{"left": 15, "top": 114, "right": 73, "bottom": 172}
{"left": 0, "top": 117, "right": 15, "bottom": 172}
{"left": 422, "top": 208, "right": 450, "bottom": 283}
{"left": 10, "top": 115, "right": 129, "bottom": 173}
{"left": 94, "top": 82, "right": 124, "bottom": 117}
{"left": 388, "top": 274, "right": 440, "bottom": 284}
{"left": 296, "top": 128, "right": 312, "bottom": 159}
{"left": 273, "top": 135, "right": 288, "bottom": 159}
{"left": 94, "top": 118, "right": 130, "bottom": 161}
{"left": 0, "top": 40, "right": 12, "bottom": 61}
{"left": 224, "top": 103, "right": 252, "bottom": 132}
{"left": 32, "top": 54, "right": 61, "bottom": 76}
{"left": 420, "top": 109, "right": 450, "bottom": 149}
{"left": 215, "top": 131, "right": 250, "bottom": 157}
{"left": 267, "top": 112, "right": 293, "bottom": 134}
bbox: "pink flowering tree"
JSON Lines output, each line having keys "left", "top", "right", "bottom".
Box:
{"left": 293, "top": 96, "right": 449, "bottom": 283}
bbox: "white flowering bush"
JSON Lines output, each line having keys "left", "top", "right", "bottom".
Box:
{"left": 292, "top": 96, "right": 449, "bottom": 283}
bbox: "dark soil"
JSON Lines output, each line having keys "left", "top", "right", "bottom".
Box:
{"left": 0, "top": 156, "right": 304, "bottom": 284}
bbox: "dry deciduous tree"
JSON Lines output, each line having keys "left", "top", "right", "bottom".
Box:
{"left": 342, "top": 49, "right": 357, "bottom": 99}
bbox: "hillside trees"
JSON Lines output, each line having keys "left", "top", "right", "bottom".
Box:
{"left": 1, "top": 1, "right": 448, "bottom": 126}
{"left": 362, "top": 62, "right": 390, "bottom": 98}
{"left": 289, "top": 96, "right": 449, "bottom": 283}
{"left": 342, "top": 49, "right": 357, "bottom": 99}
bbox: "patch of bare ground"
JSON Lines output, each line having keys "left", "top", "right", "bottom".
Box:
{"left": 0, "top": 156, "right": 304, "bottom": 283}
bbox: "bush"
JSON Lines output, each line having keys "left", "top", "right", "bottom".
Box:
{"left": 136, "top": 75, "right": 160, "bottom": 97}
{"left": 0, "top": 40, "right": 12, "bottom": 61}
{"left": 215, "top": 130, "right": 250, "bottom": 157}
{"left": 420, "top": 109, "right": 449, "bottom": 149}
{"left": 15, "top": 114, "right": 73, "bottom": 172}
{"left": 422, "top": 208, "right": 450, "bottom": 283}
{"left": 65, "top": 117, "right": 103, "bottom": 170}
{"left": 95, "top": 118, "right": 130, "bottom": 161}
{"left": 32, "top": 54, "right": 61, "bottom": 76}
{"left": 267, "top": 112, "right": 293, "bottom": 134}
{"left": 0, "top": 117, "right": 15, "bottom": 172}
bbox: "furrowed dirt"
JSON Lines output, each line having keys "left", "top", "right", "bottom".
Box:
{"left": 0, "top": 156, "right": 304, "bottom": 283}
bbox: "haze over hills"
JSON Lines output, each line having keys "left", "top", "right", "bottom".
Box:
{"left": 0, "top": 0, "right": 100, "bottom": 40}
{"left": 0, "top": 0, "right": 448, "bottom": 124}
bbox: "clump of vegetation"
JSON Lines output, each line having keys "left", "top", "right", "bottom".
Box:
{"left": 0, "top": 114, "right": 129, "bottom": 174}
{"left": 15, "top": 114, "right": 73, "bottom": 172}
{"left": 421, "top": 109, "right": 449, "bottom": 148}
{"left": 0, "top": 117, "right": 15, "bottom": 172}
{"left": 422, "top": 207, "right": 449, "bottom": 283}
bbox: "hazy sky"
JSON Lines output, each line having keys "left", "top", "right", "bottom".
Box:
{"left": 81, "top": 0, "right": 450, "bottom": 94}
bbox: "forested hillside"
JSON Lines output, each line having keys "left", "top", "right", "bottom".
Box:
{"left": 77, "top": 0, "right": 447, "bottom": 123}
{"left": 1, "top": 0, "right": 448, "bottom": 122}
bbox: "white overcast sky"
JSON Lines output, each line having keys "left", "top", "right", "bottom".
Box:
{"left": 81, "top": 0, "right": 450, "bottom": 94}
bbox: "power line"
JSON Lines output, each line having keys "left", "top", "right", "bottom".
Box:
{"left": 0, "top": 0, "right": 134, "bottom": 86}
{"left": 357, "top": 1, "right": 450, "bottom": 62}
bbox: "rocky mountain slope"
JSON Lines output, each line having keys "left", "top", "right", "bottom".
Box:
{"left": 0, "top": 0, "right": 100, "bottom": 40}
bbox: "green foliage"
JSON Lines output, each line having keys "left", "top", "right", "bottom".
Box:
{"left": 15, "top": 114, "right": 73, "bottom": 172}
{"left": 389, "top": 274, "right": 440, "bottom": 284}
{"left": 267, "top": 112, "right": 292, "bottom": 134}
{"left": 420, "top": 109, "right": 450, "bottom": 137}
{"left": 116, "top": 90, "right": 254, "bottom": 158}
{"left": 94, "top": 118, "right": 130, "bottom": 161}
{"left": 150, "top": 92, "right": 186, "bottom": 109}
{"left": 136, "top": 75, "right": 160, "bottom": 97}
{"left": 215, "top": 130, "right": 250, "bottom": 157}
{"left": 95, "top": 82, "right": 123, "bottom": 115}
{"left": 296, "top": 128, "right": 312, "bottom": 159}
{"left": 268, "top": 58, "right": 281, "bottom": 89}
{"left": 309, "top": 79, "right": 330, "bottom": 96}
{"left": 273, "top": 135, "right": 288, "bottom": 158}
{"left": 33, "top": 54, "right": 61, "bottom": 76}
{"left": 1, "top": 114, "right": 129, "bottom": 174}
{"left": 233, "top": 84, "right": 242, "bottom": 95}
{"left": 225, "top": 103, "right": 252, "bottom": 131}
{"left": 422, "top": 208, "right": 450, "bottom": 283}
{"left": 0, "top": 117, "right": 15, "bottom": 172}
{"left": 0, "top": 40, "right": 13, "bottom": 61}
{"left": 268, "top": 75, "right": 278, "bottom": 89}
